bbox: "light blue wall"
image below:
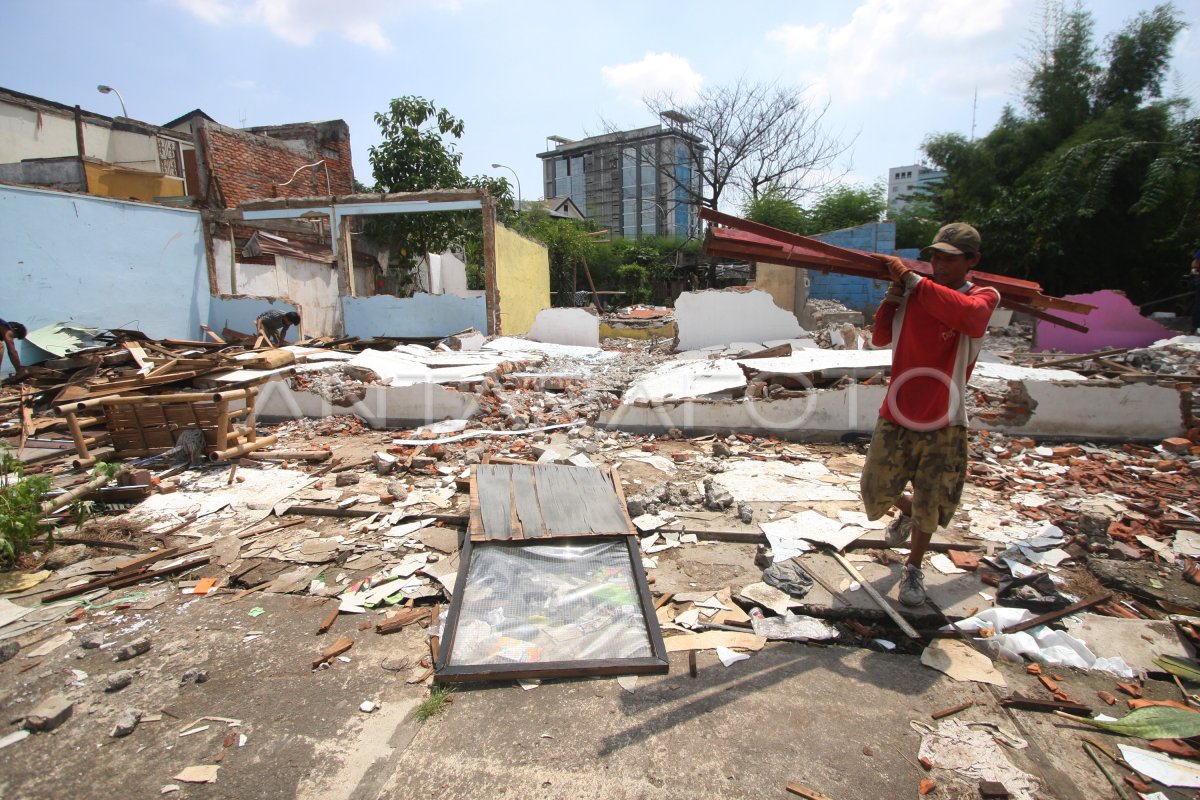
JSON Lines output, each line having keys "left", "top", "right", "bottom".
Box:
{"left": 809, "top": 222, "right": 898, "bottom": 313}
{"left": 0, "top": 185, "right": 209, "bottom": 371}
{"left": 344, "top": 294, "right": 486, "bottom": 339}
{"left": 208, "top": 296, "right": 296, "bottom": 337}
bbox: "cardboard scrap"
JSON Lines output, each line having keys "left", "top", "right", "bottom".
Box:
{"left": 664, "top": 631, "right": 766, "bottom": 653}
{"left": 173, "top": 765, "right": 220, "bottom": 784}
{"left": 920, "top": 639, "right": 1007, "bottom": 687}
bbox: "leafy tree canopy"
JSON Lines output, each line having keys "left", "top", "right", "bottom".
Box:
{"left": 744, "top": 182, "right": 886, "bottom": 236}
{"left": 365, "top": 96, "right": 513, "bottom": 275}
{"left": 921, "top": 2, "right": 1196, "bottom": 300}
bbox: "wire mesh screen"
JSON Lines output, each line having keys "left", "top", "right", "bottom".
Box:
{"left": 446, "top": 539, "right": 654, "bottom": 667}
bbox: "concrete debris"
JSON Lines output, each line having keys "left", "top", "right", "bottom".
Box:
{"left": 3, "top": 299, "right": 1200, "bottom": 798}
{"left": 110, "top": 708, "right": 143, "bottom": 738}
{"left": 113, "top": 636, "right": 151, "bottom": 662}
{"left": 24, "top": 694, "right": 73, "bottom": 733}
{"left": 103, "top": 670, "right": 135, "bottom": 692}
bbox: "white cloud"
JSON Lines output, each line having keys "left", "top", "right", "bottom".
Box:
{"left": 766, "top": 0, "right": 1031, "bottom": 105}
{"left": 173, "top": 0, "right": 236, "bottom": 24}
{"left": 601, "top": 52, "right": 703, "bottom": 105}
{"left": 172, "top": 0, "right": 465, "bottom": 51}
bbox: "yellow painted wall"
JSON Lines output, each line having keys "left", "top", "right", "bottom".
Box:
{"left": 494, "top": 223, "right": 550, "bottom": 335}
{"left": 599, "top": 321, "right": 676, "bottom": 340}
{"left": 754, "top": 262, "right": 797, "bottom": 313}
{"left": 84, "top": 162, "right": 184, "bottom": 203}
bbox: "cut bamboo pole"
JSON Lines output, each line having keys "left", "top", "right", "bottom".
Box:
{"left": 209, "top": 434, "right": 277, "bottom": 461}
{"left": 40, "top": 466, "right": 130, "bottom": 515}
{"left": 826, "top": 547, "right": 920, "bottom": 640}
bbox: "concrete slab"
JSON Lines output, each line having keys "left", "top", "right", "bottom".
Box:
{"left": 1061, "top": 616, "right": 1195, "bottom": 672}
{"left": 674, "top": 289, "right": 804, "bottom": 351}
{"left": 792, "top": 553, "right": 989, "bottom": 623}
{"left": 527, "top": 308, "right": 600, "bottom": 348}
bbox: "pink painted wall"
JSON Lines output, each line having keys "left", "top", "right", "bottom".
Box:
{"left": 1036, "top": 290, "right": 1176, "bottom": 353}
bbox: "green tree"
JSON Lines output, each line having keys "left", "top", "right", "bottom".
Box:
{"left": 365, "top": 97, "right": 514, "bottom": 282}
{"left": 921, "top": 2, "right": 1196, "bottom": 299}
{"left": 804, "top": 182, "right": 887, "bottom": 234}
{"left": 743, "top": 186, "right": 807, "bottom": 233}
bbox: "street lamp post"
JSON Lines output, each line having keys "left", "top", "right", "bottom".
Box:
{"left": 490, "top": 163, "right": 522, "bottom": 213}
{"left": 96, "top": 85, "right": 127, "bottom": 117}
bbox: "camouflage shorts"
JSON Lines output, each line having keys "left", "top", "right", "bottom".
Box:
{"left": 860, "top": 418, "right": 968, "bottom": 533}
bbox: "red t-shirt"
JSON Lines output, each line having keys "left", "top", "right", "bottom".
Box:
{"left": 872, "top": 277, "right": 1000, "bottom": 431}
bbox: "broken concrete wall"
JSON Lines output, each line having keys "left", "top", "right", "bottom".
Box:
{"left": 0, "top": 184, "right": 208, "bottom": 373}
{"left": 493, "top": 223, "right": 550, "bottom": 336}
{"left": 527, "top": 308, "right": 600, "bottom": 348}
{"left": 753, "top": 261, "right": 809, "bottom": 322}
{"left": 211, "top": 238, "right": 340, "bottom": 337}
{"left": 977, "top": 380, "right": 1184, "bottom": 439}
{"left": 343, "top": 294, "right": 486, "bottom": 339}
{"left": 255, "top": 379, "right": 479, "bottom": 428}
{"left": 1036, "top": 290, "right": 1177, "bottom": 353}
{"left": 416, "top": 251, "right": 479, "bottom": 298}
{"left": 674, "top": 289, "right": 805, "bottom": 351}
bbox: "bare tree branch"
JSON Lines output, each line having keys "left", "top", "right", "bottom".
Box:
{"left": 644, "top": 79, "right": 853, "bottom": 212}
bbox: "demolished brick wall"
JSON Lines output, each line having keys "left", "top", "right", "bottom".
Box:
{"left": 195, "top": 120, "right": 354, "bottom": 209}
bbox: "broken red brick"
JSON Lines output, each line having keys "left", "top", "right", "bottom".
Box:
{"left": 918, "top": 778, "right": 936, "bottom": 795}
{"left": 1123, "top": 775, "right": 1152, "bottom": 793}
{"left": 1116, "top": 681, "right": 1144, "bottom": 698}
{"left": 1161, "top": 437, "right": 1192, "bottom": 454}
{"left": 1150, "top": 738, "right": 1200, "bottom": 759}
{"left": 1097, "top": 691, "right": 1116, "bottom": 705}
{"left": 918, "top": 756, "right": 933, "bottom": 771}
{"left": 1025, "top": 663, "right": 1042, "bottom": 675}
{"left": 947, "top": 550, "right": 980, "bottom": 571}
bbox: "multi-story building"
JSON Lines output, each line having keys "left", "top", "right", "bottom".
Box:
{"left": 536, "top": 124, "right": 704, "bottom": 239}
{"left": 886, "top": 163, "right": 946, "bottom": 213}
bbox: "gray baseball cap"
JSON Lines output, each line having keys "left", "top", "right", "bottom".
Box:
{"left": 923, "top": 223, "right": 981, "bottom": 257}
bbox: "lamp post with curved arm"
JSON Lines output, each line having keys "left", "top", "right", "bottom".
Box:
{"left": 96, "top": 85, "right": 127, "bottom": 117}
{"left": 490, "top": 163, "right": 522, "bottom": 212}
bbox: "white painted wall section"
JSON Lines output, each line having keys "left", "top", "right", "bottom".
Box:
{"left": 674, "top": 289, "right": 806, "bottom": 351}
{"left": 526, "top": 308, "right": 600, "bottom": 348}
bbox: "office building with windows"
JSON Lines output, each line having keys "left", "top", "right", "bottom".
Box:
{"left": 536, "top": 124, "right": 704, "bottom": 239}
{"left": 887, "top": 163, "right": 947, "bottom": 213}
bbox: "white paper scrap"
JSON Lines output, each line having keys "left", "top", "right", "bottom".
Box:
{"left": 716, "top": 646, "right": 751, "bottom": 667}
{"left": 930, "top": 553, "right": 965, "bottom": 574}
{"left": 1118, "top": 744, "right": 1200, "bottom": 788}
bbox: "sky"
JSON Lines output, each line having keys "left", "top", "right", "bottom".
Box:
{"left": 4, "top": 0, "right": 1198, "bottom": 212}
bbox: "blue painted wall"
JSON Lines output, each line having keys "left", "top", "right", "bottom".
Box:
{"left": 208, "top": 296, "right": 296, "bottom": 337}
{"left": 809, "top": 222, "right": 899, "bottom": 313}
{"left": 344, "top": 294, "right": 486, "bottom": 339}
{"left": 0, "top": 184, "right": 209, "bottom": 372}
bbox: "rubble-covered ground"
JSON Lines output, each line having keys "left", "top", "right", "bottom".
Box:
{"left": 2, "top": 315, "right": 1200, "bottom": 800}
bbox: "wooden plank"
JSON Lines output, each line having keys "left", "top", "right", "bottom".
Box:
{"left": 607, "top": 467, "right": 638, "bottom": 536}
{"left": 476, "top": 464, "right": 514, "bottom": 541}
{"left": 786, "top": 781, "right": 837, "bottom": 800}
{"left": 1001, "top": 593, "right": 1112, "bottom": 634}
{"left": 375, "top": 606, "right": 431, "bottom": 635}
{"left": 532, "top": 465, "right": 579, "bottom": 535}
{"left": 122, "top": 342, "right": 151, "bottom": 369}
{"left": 510, "top": 464, "right": 547, "bottom": 539}
{"left": 571, "top": 467, "right": 632, "bottom": 534}
{"left": 312, "top": 636, "right": 353, "bottom": 669}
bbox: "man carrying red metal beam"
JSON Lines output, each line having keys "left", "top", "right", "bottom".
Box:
{"left": 859, "top": 223, "right": 1000, "bottom": 607}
